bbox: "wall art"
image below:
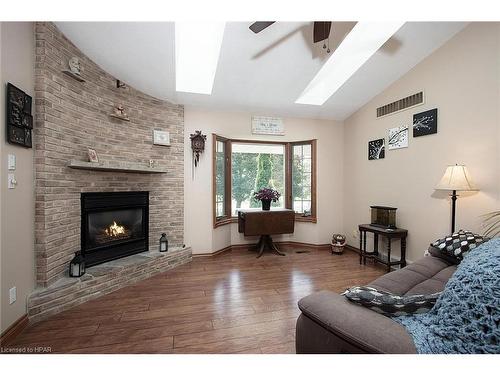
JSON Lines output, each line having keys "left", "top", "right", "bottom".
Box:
{"left": 6, "top": 82, "right": 33, "bottom": 148}
{"left": 368, "top": 138, "right": 385, "bottom": 160}
{"left": 251, "top": 116, "right": 284, "bottom": 135}
{"left": 153, "top": 130, "right": 171, "bottom": 146}
{"left": 413, "top": 108, "right": 438, "bottom": 137}
{"left": 388, "top": 125, "right": 409, "bottom": 150}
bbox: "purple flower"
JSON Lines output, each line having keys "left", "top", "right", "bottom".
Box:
{"left": 253, "top": 188, "right": 281, "bottom": 202}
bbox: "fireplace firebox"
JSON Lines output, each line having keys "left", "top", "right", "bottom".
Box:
{"left": 81, "top": 191, "right": 149, "bottom": 267}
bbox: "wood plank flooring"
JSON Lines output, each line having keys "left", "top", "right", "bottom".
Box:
{"left": 6, "top": 248, "right": 384, "bottom": 354}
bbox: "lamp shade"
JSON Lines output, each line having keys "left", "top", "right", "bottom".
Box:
{"left": 436, "top": 164, "right": 478, "bottom": 191}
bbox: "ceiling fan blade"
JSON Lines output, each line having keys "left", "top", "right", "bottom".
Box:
{"left": 313, "top": 21, "right": 332, "bottom": 43}
{"left": 249, "top": 22, "right": 276, "bottom": 34}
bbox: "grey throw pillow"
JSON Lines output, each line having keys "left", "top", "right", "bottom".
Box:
{"left": 428, "top": 230, "right": 489, "bottom": 264}
{"left": 342, "top": 286, "right": 440, "bottom": 317}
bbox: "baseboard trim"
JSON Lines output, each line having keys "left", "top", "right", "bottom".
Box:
{"left": 192, "top": 245, "right": 232, "bottom": 258}
{"left": 345, "top": 244, "right": 360, "bottom": 254}
{"left": 0, "top": 314, "right": 29, "bottom": 347}
{"left": 193, "top": 241, "right": 333, "bottom": 257}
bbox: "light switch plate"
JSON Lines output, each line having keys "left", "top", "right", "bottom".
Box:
{"left": 8, "top": 154, "right": 16, "bottom": 170}
{"left": 8, "top": 174, "right": 17, "bottom": 189}
{"left": 9, "top": 286, "right": 17, "bottom": 304}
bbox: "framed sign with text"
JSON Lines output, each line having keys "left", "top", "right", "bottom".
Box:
{"left": 251, "top": 116, "right": 284, "bottom": 136}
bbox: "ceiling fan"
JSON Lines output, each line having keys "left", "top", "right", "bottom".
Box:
{"left": 249, "top": 21, "right": 333, "bottom": 50}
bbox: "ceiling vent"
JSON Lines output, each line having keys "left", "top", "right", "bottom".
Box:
{"left": 376, "top": 91, "right": 424, "bottom": 118}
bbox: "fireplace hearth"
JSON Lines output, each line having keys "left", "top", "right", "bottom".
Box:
{"left": 81, "top": 191, "right": 149, "bottom": 267}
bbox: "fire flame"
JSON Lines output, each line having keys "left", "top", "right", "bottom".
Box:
{"left": 105, "top": 221, "right": 126, "bottom": 237}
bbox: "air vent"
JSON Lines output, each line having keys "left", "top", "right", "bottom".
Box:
{"left": 376, "top": 91, "right": 424, "bottom": 118}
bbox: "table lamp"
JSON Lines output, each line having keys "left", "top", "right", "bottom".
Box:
{"left": 435, "top": 164, "right": 478, "bottom": 233}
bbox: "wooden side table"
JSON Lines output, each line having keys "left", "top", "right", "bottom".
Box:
{"left": 238, "top": 209, "right": 295, "bottom": 258}
{"left": 358, "top": 224, "right": 408, "bottom": 272}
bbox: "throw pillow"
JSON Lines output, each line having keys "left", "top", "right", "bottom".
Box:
{"left": 342, "top": 286, "right": 441, "bottom": 317}
{"left": 428, "top": 230, "right": 489, "bottom": 264}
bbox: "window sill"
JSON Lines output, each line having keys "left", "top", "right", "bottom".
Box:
{"left": 214, "top": 215, "right": 317, "bottom": 228}
{"left": 295, "top": 216, "right": 317, "bottom": 223}
{"left": 214, "top": 217, "right": 237, "bottom": 228}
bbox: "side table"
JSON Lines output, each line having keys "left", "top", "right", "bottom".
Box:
{"left": 358, "top": 224, "right": 408, "bottom": 272}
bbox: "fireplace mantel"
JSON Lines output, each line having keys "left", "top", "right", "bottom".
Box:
{"left": 67, "top": 160, "right": 168, "bottom": 174}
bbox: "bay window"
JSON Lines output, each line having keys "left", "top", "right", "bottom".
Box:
{"left": 213, "top": 135, "right": 316, "bottom": 227}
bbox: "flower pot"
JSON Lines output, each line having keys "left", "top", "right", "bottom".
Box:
{"left": 261, "top": 199, "right": 271, "bottom": 211}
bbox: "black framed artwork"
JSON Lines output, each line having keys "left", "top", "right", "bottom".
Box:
{"left": 413, "top": 108, "right": 438, "bottom": 137}
{"left": 6, "top": 82, "right": 33, "bottom": 148}
{"left": 368, "top": 138, "right": 385, "bottom": 160}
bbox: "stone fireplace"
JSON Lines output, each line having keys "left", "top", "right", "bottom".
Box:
{"left": 34, "top": 22, "right": 186, "bottom": 288}
{"left": 28, "top": 22, "right": 191, "bottom": 322}
{"left": 81, "top": 191, "right": 149, "bottom": 267}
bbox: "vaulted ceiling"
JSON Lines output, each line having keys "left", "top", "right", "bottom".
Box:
{"left": 56, "top": 22, "right": 467, "bottom": 120}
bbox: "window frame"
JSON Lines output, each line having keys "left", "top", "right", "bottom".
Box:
{"left": 288, "top": 140, "right": 317, "bottom": 223}
{"left": 212, "top": 135, "right": 232, "bottom": 227}
{"left": 212, "top": 134, "right": 317, "bottom": 228}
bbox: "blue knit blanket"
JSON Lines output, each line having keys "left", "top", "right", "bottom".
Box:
{"left": 393, "top": 238, "right": 500, "bottom": 354}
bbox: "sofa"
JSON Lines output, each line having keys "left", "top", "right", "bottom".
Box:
{"left": 295, "top": 255, "right": 457, "bottom": 354}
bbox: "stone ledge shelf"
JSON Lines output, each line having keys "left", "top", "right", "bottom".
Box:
{"left": 27, "top": 246, "right": 192, "bottom": 323}
{"left": 67, "top": 160, "right": 168, "bottom": 174}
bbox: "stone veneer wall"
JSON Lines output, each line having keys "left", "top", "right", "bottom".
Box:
{"left": 34, "top": 22, "right": 184, "bottom": 287}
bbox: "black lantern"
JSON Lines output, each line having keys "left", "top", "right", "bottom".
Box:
{"left": 69, "top": 251, "right": 85, "bottom": 277}
{"left": 159, "top": 233, "right": 168, "bottom": 252}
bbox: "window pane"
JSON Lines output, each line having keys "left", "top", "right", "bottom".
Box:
{"left": 215, "top": 140, "right": 226, "bottom": 218}
{"left": 292, "top": 143, "right": 313, "bottom": 214}
{"left": 231, "top": 143, "right": 285, "bottom": 215}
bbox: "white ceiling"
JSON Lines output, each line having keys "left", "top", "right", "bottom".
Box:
{"left": 55, "top": 22, "right": 467, "bottom": 121}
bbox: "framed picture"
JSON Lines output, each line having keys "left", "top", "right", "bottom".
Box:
{"left": 153, "top": 129, "right": 171, "bottom": 146}
{"left": 6, "top": 83, "right": 33, "bottom": 148}
{"left": 368, "top": 138, "right": 385, "bottom": 160}
{"left": 413, "top": 108, "right": 438, "bottom": 137}
{"left": 388, "top": 125, "right": 409, "bottom": 150}
{"left": 251, "top": 116, "right": 285, "bottom": 135}
{"left": 87, "top": 148, "right": 99, "bottom": 163}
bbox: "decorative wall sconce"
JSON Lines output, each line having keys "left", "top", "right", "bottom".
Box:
{"left": 190, "top": 130, "right": 207, "bottom": 168}
{"left": 116, "top": 80, "right": 127, "bottom": 89}
{"left": 109, "top": 104, "right": 130, "bottom": 121}
{"left": 62, "top": 57, "right": 86, "bottom": 82}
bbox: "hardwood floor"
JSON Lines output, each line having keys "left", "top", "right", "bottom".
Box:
{"left": 6, "top": 248, "right": 384, "bottom": 354}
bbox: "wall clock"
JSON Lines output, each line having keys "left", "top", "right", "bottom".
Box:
{"left": 190, "top": 130, "right": 206, "bottom": 168}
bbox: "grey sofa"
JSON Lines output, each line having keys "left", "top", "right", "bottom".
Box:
{"left": 296, "top": 255, "right": 457, "bottom": 354}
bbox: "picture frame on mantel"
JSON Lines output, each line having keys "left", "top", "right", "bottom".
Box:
{"left": 251, "top": 116, "right": 285, "bottom": 136}
{"left": 87, "top": 148, "right": 99, "bottom": 163}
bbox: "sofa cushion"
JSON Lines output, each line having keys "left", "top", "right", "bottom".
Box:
{"left": 297, "top": 290, "right": 417, "bottom": 353}
{"left": 342, "top": 286, "right": 440, "bottom": 316}
{"left": 428, "top": 230, "right": 489, "bottom": 264}
{"left": 368, "top": 256, "right": 456, "bottom": 296}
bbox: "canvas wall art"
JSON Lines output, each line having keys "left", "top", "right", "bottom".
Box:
{"left": 413, "top": 108, "right": 438, "bottom": 137}
{"left": 368, "top": 138, "right": 385, "bottom": 160}
{"left": 388, "top": 125, "right": 409, "bottom": 150}
{"left": 6, "top": 82, "right": 33, "bottom": 148}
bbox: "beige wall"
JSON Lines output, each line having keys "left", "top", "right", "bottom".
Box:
{"left": 0, "top": 22, "right": 35, "bottom": 333}
{"left": 343, "top": 23, "right": 500, "bottom": 262}
{"left": 184, "top": 109, "right": 344, "bottom": 254}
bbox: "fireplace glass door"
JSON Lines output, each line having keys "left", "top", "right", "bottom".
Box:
{"left": 87, "top": 208, "right": 145, "bottom": 249}
{"left": 81, "top": 191, "right": 149, "bottom": 267}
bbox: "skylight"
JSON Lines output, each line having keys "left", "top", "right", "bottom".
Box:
{"left": 295, "top": 21, "right": 405, "bottom": 106}
{"left": 175, "top": 22, "right": 226, "bottom": 94}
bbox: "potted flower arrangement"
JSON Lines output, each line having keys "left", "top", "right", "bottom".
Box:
{"left": 253, "top": 188, "right": 281, "bottom": 211}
